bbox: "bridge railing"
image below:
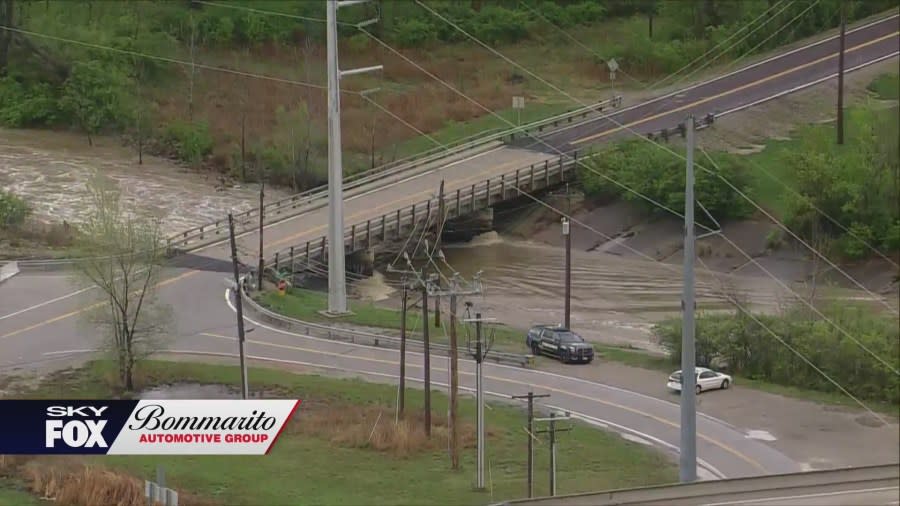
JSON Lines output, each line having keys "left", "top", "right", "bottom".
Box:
{"left": 164, "top": 96, "right": 621, "bottom": 252}
{"left": 262, "top": 148, "right": 594, "bottom": 275}
{"left": 239, "top": 273, "right": 533, "bottom": 368}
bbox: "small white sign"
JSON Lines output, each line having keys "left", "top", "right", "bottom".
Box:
{"left": 606, "top": 58, "right": 619, "bottom": 73}
{"left": 512, "top": 96, "right": 525, "bottom": 109}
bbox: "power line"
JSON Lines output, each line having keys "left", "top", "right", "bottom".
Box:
{"left": 410, "top": 2, "right": 895, "bottom": 316}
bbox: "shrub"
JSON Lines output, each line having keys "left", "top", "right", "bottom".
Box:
{"left": 0, "top": 77, "right": 63, "bottom": 127}
{"left": 391, "top": 18, "right": 436, "bottom": 47}
{"left": 164, "top": 120, "right": 213, "bottom": 166}
{"left": 0, "top": 190, "right": 30, "bottom": 229}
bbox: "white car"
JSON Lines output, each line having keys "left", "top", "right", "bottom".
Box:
{"left": 667, "top": 367, "right": 732, "bottom": 394}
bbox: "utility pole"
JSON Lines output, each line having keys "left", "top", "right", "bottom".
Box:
{"left": 470, "top": 312, "right": 490, "bottom": 489}
{"left": 421, "top": 280, "right": 431, "bottom": 437}
{"left": 448, "top": 291, "right": 459, "bottom": 470}
{"left": 257, "top": 176, "right": 264, "bottom": 290}
{"left": 534, "top": 412, "right": 572, "bottom": 497}
{"left": 680, "top": 115, "right": 697, "bottom": 483}
{"left": 325, "top": 0, "right": 382, "bottom": 314}
{"left": 512, "top": 391, "right": 550, "bottom": 498}
{"left": 434, "top": 181, "right": 445, "bottom": 328}
{"left": 228, "top": 213, "right": 249, "bottom": 399}
{"left": 836, "top": 0, "right": 846, "bottom": 145}
{"left": 562, "top": 217, "right": 571, "bottom": 328}
{"left": 398, "top": 278, "right": 408, "bottom": 418}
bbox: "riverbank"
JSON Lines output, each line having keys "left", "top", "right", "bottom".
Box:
{"left": 0, "top": 360, "right": 678, "bottom": 505}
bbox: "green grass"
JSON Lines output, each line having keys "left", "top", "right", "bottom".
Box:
{"left": 387, "top": 101, "right": 576, "bottom": 162}
{"left": 257, "top": 288, "right": 527, "bottom": 352}
{"left": 0, "top": 480, "right": 45, "bottom": 506}
{"left": 8, "top": 360, "right": 678, "bottom": 505}
{"left": 867, "top": 72, "right": 900, "bottom": 100}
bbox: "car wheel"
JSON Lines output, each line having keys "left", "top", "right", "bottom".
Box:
{"left": 695, "top": 385, "right": 702, "bottom": 395}
{"left": 560, "top": 351, "right": 570, "bottom": 364}
{"left": 531, "top": 343, "right": 540, "bottom": 356}
{"left": 721, "top": 379, "right": 730, "bottom": 390}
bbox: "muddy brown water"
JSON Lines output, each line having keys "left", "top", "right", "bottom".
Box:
{"left": 0, "top": 128, "right": 291, "bottom": 236}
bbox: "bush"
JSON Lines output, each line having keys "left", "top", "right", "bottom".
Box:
{"left": 0, "top": 77, "right": 64, "bottom": 127}
{"left": 0, "top": 190, "right": 31, "bottom": 229}
{"left": 655, "top": 305, "right": 900, "bottom": 405}
{"left": 391, "top": 18, "right": 436, "bottom": 47}
{"left": 164, "top": 121, "right": 213, "bottom": 166}
{"left": 579, "top": 140, "right": 753, "bottom": 224}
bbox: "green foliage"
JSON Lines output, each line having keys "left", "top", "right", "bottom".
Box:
{"left": 164, "top": 120, "right": 213, "bottom": 166}
{"left": 250, "top": 103, "right": 326, "bottom": 190}
{"left": 655, "top": 305, "right": 900, "bottom": 405}
{"left": 0, "top": 77, "right": 64, "bottom": 127}
{"left": 61, "top": 61, "right": 133, "bottom": 143}
{"left": 0, "top": 190, "right": 30, "bottom": 229}
{"left": 765, "top": 104, "right": 900, "bottom": 258}
{"left": 579, "top": 140, "right": 753, "bottom": 224}
{"left": 867, "top": 73, "right": 900, "bottom": 100}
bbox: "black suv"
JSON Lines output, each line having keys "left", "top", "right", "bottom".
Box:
{"left": 526, "top": 325, "right": 594, "bottom": 364}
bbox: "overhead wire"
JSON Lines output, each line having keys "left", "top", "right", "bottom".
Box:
{"left": 411, "top": 0, "right": 897, "bottom": 316}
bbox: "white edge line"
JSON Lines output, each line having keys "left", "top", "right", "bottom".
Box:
{"left": 701, "top": 486, "right": 900, "bottom": 506}
{"left": 718, "top": 51, "right": 900, "bottom": 117}
{"left": 225, "top": 290, "right": 744, "bottom": 434}
{"left": 544, "top": 403, "right": 726, "bottom": 480}
{"left": 156, "top": 345, "right": 728, "bottom": 480}
{"left": 539, "top": 14, "right": 900, "bottom": 139}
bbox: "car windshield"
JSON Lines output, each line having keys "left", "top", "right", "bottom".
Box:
{"left": 557, "top": 332, "right": 583, "bottom": 343}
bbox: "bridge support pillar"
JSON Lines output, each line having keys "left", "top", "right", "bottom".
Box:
{"left": 349, "top": 248, "right": 375, "bottom": 277}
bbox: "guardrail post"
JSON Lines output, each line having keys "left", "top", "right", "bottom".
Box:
{"left": 486, "top": 179, "right": 492, "bottom": 206}
{"left": 396, "top": 209, "right": 402, "bottom": 238}
{"left": 274, "top": 252, "right": 280, "bottom": 271}
{"left": 470, "top": 184, "right": 476, "bottom": 211}
{"left": 198, "top": 226, "right": 203, "bottom": 240}
{"left": 572, "top": 150, "right": 578, "bottom": 176}
{"left": 425, "top": 199, "right": 431, "bottom": 228}
{"left": 366, "top": 220, "right": 371, "bottom": 249}
{"left": 381, "top": 215, "right": 387, "bottom": 241}
{"left": 530, "top": 164, "right": 535, "bottom": 190}
{"left": 515, "top": 168, "right": 521, "bottom": 192}
{"left": 560, "top": 156, "right": 566, "bottom": 182}
{"left": 455, "top": 188, "right": 461, "bottom": 217}
{"left": 545, "top": 160, "right": 550, "bottom": 187}
{"left": 411, "top": 204, "right": 416, "bottom": 230}
{"left": 289, "top": 247, "right": 295, "bottom": 274}
{"left": 351, "top": 224, "right": 356, "bottom": 252}
{"left": 306, "top": 242, "right": 311, "bottom": 268}
{"left": 320, "top": 237, "right": 326, "bottom": 262}
{"left": 215, "top": 220, "right": 221, "bottom": 235}
{"left": 501, "top": 174, "right": 506, "bottom": 201}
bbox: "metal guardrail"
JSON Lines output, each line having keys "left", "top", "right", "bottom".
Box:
{"left": 165, "top": 96, "right": 622, "bottom": 252}
{"left": 261, "top": 148, "right": 593, "bottom": 273}
{"left": 238, "top": 278, "right": 534, "bottom": 368}
{"left": 495, "top": 463, "right": 900, "bottom": 505}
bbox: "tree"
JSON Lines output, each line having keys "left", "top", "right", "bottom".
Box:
{"left": 61, "top": 61, "right": 130, "bottom": 146}
{"left": 0, "top": 0, "right": 14, "bottom": 76}
{"left": 72, "top": 175, "right": 170, "bottom": 391}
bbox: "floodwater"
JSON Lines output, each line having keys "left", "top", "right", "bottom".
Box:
{"left": 0, "top": 128, "right": 290, "bottom": 236}
{"left": 370, "top": 231, "right": 797, "bottom": 351}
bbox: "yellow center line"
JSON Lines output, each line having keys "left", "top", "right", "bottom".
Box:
{"left": 572, "top": 31, "right": 900, "bottom": 145}
{"left": 0, "top": 270, "right": 198, "bottom": 340}
{"left": 199, "top": 332, "right": 766, "bottom": 473}
{"left": 264, "top": 153, "right": 553, "bottom": 249}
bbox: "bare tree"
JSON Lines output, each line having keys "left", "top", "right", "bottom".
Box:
{"left": 73, "top": 175, "right": 170, "bottom": 391}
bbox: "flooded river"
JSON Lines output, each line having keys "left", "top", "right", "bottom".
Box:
{"left": 0, "top": 128, "right": 290, "bottom": 236}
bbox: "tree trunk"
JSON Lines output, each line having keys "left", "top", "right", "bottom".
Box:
{"left": 648, "top": 12, "right": 653, "bottom": 39}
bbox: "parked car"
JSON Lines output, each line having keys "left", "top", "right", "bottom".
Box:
{"left": 525, "top": 325, "right": 594, "bottom": 364}
{"left": 666, "top": 367, "right": 732, "bottom": 394}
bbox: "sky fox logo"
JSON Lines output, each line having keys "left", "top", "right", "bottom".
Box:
{"left": 45, "top": 406, "right": 109, "bottom": 449}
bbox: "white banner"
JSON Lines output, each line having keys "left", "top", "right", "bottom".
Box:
{"left": 107, "top": 400, "right": 300, "bottom": 455}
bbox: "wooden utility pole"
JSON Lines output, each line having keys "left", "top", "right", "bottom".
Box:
{"left": 422, "top": 281, "right": 431, "bottom": 437}
{"left": 398, "top": 280, "right": 408, "bottom": 417}
{"left": 449, "top": 291, "right": 459, "bottom": 470}
{"left": 562, "top": 217, "right": 571, "bottom": 328}
{"left": 227, "top": 213, "right": 249, "bottom": 399}
{"left": 837, "top": 0, "right": 846, "bottom": 145}
{"left": 535, "top": 413, "right": 573, "bottom": 497}
{"left": 257, "top": 176, "right": 265, "bottom": 290}
{"left": 512, "top": 391, "right": 550, "bottom": 498}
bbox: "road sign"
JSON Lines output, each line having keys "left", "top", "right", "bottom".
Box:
{"left": 606, "top": 58, "right": 619, "bottom": 73}
{"left": 512, "top": 96, "right": 525, "bottom": 109}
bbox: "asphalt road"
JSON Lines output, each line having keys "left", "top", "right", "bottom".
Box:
{"left": 2, "top": 13, "right": 899, "bottom": 484}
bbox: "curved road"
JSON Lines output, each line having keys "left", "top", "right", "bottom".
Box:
{"left": 2, "top": 13, "right": 898, "bottom": 482}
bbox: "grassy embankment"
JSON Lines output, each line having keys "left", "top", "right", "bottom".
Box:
{"left": 0, "top": 360, "right": 677, "bottom": 506}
